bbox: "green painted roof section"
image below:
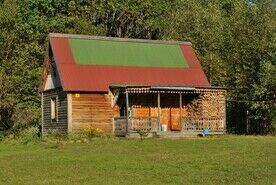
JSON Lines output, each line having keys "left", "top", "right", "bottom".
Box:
{"left": 69, "top": 38, "right": 188, "bottom": 68}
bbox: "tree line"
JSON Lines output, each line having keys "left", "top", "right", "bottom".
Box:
{"left": 0, "top": 0, "right": 275, "bottom": 134}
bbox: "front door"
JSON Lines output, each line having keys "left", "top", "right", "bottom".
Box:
{"left": 170, "top": 108, "right": 181, "bottom": 131}
{"left": 160, "top": 93, "right": 181, "bottom": 131}
{"left": 160, "top": 108, "right": 181, "bottom": 131}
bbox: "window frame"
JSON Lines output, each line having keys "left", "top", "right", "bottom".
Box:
{"left": 50, "top": 96, "right": 58, "bottom": 123}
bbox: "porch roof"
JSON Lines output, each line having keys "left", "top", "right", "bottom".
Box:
{"left": 110, "top": 85, "right": 226, "bottom": 94}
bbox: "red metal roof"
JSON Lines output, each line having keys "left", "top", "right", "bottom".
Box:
{"left": 48, "top": 33, "right": 209, "bottom": 92}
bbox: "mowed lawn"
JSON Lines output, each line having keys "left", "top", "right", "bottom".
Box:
{"left": 0, "top": 136, "right": 275, "bottom": 185}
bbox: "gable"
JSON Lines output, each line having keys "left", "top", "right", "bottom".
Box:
{"left": 44, "top": 62, "right": 62, "bottom": 91}
{"left": 42, "top": 33, "right": 209, "bottom": 92}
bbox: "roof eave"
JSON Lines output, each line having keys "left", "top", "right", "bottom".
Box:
{"left": 49, "top": 33, "right": 192, "bottom": 46}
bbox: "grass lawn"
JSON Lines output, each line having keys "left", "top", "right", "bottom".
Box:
{"left": 0, "top": 135, "right": 275, "bottom": 185}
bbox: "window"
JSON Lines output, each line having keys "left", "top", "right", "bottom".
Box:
{"left": 51, "top": 97, "right": 58, "bottom": 122}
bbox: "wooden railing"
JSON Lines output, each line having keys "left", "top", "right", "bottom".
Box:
{"left": 181, "top": 117, "right": 224, "bottom": 132}
{"left": 114, "top": 116, "right": 224, "bottom": 135}
{"left": 114, "top": 117, "right": 159, "bottom": 135}
{"left": 113, "top": 117, "right": 127, "bottom": 135}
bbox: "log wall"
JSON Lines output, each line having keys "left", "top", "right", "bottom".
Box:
{"left": 41, "top": 89, "right": 226, "bottom": 134}
{"left": 70, "top": 93, "right": 118, "bottom": 132}
{"left": 42, "top": 89, "right": 68, "bottom": 132}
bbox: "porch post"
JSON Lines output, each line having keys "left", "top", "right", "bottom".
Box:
{"left": 224, "top": 90, "right": 227, "bottom": 134}
{"left": 126, "top": 89, "right": 129, "bottom": 133}
{"left": 179, "top": 93, "right": 182, "bottom": 131}
{"left": 157, "top": 92, "right": 161, "bottom": 131}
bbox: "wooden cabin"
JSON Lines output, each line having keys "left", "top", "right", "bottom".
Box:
{"left": 40, "top": 33, "right": 226, "bottom": 136}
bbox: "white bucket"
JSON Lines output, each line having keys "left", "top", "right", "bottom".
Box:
{"left": 161, "top": 124, "right": 167, "bottom": 132}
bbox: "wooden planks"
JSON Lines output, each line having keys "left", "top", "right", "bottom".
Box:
{"left": 131, "top": 93, "right": 183, "bottom": 131}
{"left": 121, "top": 89, "right": 226, "bottom": 133}
{"left": 67, "top": 94, "right": 72, "bottom": 132}
{"left": 129, "top": 93, "right": 212, "bottom": 131}
{"left": 42, "top": 89, "right": 68, "bottom": 133}
{"left": 71, "top": 93, "right": 117, "bottom": 132}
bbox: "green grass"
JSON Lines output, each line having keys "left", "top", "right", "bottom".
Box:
{"left": 0, "top": 136, "right": 275, "bottom": 185}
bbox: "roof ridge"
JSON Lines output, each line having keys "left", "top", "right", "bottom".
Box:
{"left": 49, "top": 33, "right": 192, "bottom": 46}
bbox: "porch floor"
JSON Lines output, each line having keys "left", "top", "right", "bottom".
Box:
{"left": 125, "top": 130, "right": 225, "bottom": 139}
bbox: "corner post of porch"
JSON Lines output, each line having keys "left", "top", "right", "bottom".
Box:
{"left": 179, "top": 93, "right": 182, "bottom": 131}
{"left": 125, "top": 89, "right": 129, "bottom": 134}
{"left": 157, "top": 92, "right": 161, "bottom": 131}
{"left": 224, "top": 90, "right": 227, "bottom": 134}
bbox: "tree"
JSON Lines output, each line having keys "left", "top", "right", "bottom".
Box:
{"left": 0, "top": 0, "right": 275, "bottom": 134}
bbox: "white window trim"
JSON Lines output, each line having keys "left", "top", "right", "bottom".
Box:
{"left": 51, "top": 96, "right": 58, "bottom": 123}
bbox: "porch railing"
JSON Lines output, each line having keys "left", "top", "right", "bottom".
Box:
{"left": 181, "top": 117, "right": 224, "bottom": 132}
{"left": 114, "top": 117, "right": 159, "bottom": 135}
{"left": 114, "top": 116, "right": 224, "bottom": 135}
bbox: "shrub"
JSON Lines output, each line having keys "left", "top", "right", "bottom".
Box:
{"left": 10, "top": 106, "right": 41, "bottom": 133}
{"left": 18, "top": 126, "right": 40, "bottom": 143}
{"left": 135, "top": 129, "right": 150, "bottom": 140}
{"left": 83, "top": 125, "right": 103, "bottom": 138}
{"left": 42, "top": 127, "right": 104, "bottom": 144}
{"left": 0, "top": 131, "right": 4, "bottom": 142}
{"left": 0, "top": 126, "right": 40, "bottom": 144}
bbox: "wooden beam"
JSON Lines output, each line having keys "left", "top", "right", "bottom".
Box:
{"left": 67, "top": 93, "right": 72, "bottom": 132}
{"left": 41, "top": 93, "right": 44, "bottom": 134}
{"left": 39, "top": 45, "right": 50, "bottom": 93}
{"left": 179, "top": 93, "right": 182, "bottom": 131}
{"left": 224, "top": 91, "right": 227, "bottom": 134}
{"left": 157, "top": 92, "right": 161, "bottom": 131}
{"left": 111, "top": 89, "right": 120, "bottom": 107}
{"left": 126, "top": 89, "right": 129, "bottom": 133}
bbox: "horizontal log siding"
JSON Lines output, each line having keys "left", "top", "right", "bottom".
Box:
{"left": 71, "top": 93, "right": 116, "bottom": 132}
{"left": 131, "top": 94, "right": 184, "bottom": 130}
{"left": 42, "top": 90, "right": 68, "bottom": 132}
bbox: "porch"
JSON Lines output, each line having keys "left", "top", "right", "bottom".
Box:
{"left": 111, "top": 86, "right": 226, "bottom": 137}
{"left": 113, "top": 116, "right": 225, "bottom": 136}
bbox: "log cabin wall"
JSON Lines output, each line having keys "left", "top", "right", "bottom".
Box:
{"left": 70, "top": 93, "right": 119, "bottom": 132}
{"left": 131, "top": 94, "right": 156, "bottom": 117}
{"left": 42, "top": 89, "right": 68, "bottom": 132}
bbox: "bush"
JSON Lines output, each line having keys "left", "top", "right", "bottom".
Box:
{"left": 0, "top": 131, "right": 4, "bottom": 142}
{"left": 135, "top": 129, "right": 150, "bottom": 140}
{"left": 0, "top": 126, "right": 40, "bottom": 144}
{"left": 18, "top": 126, "right": 40, "bottom": 143}
{"left": 42, "top": 127, "right": 105, "bottom": 144}
{"left": 9, "top": 106, "right": 41, "bottom": 133}
{"left": 83, "top": 125, "right": 103, "bottom": 138}
{"left": 0, "top": 126, "right": 111, "bottom": 144}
